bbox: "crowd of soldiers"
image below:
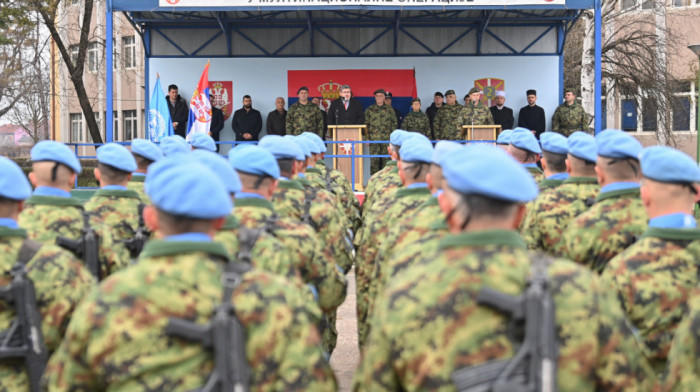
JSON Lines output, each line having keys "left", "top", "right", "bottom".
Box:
{"left": 1, "top": 122, "right": 700, "bottom": 391}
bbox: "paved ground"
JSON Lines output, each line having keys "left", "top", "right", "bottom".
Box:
{"left": 330, "top": 269, "right": 360, "bottom": 392}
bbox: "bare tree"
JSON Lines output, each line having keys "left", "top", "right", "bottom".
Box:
{"left": 0, "top": 1, "right": 36, "bottom": 119}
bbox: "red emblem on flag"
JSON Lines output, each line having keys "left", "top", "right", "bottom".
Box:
{"left": 474, "top": 78, "right": 505, "bottom": 107}
{"left": 210, "top": 81, "right": 233, "bottom": 121}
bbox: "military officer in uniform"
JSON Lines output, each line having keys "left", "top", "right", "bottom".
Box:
{"left": 552, "top": 88, "right": 588, "bottom": 136}
{"left": 401, "top": 98, "right": 430, "bottom": 136}
{"left": 286, "top": 86, "right": 325, "bottom": 137}
{"left": 459, "top": 87, "right": 494, "bottom": 139}
{"left": 365, "top": 89, "right": 398, "bottom": 174}
{"left": 432, "top": 89, "right": 463, "bottom": 141}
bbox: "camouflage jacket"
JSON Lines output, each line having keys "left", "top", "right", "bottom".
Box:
{"left": 525, "top": 165, "right": 544, "bottom": 183}
{"left": 521, "top": 177, "right": 599, "bottom": 255}
{"left": 18, "top": 195, "right": 130, "bottom": 280}
{"left": 0, "top": 226, "right": 94, "bottom": 391}
{"left": 84, "top": 189, "right": 142, "bottom": 243}
{"left": 552, "top": 102, "right": 588, "bottom": 136}
{"left": 127, "top": 175, "right": 149, "bottom": 204}
{"left": 43, "top": 240, "right": 337, "bottom": 391}
{"left": 402, "top": 111, "right": 430, "bottom": 135}
{"left": 233, "top": 197, "right": 347, "bottom": 313}
{"left": 664, "top": 289, "right": 700, "bottom": 391}
{"left": 286, "top": 101, "right": 324, "bottom": 136}
{"left": 365, "top": 104, "right": 398, "bottom": 142}
{"left": 433, "top": 103, "right": 464, "bottom": 140}
{"left": 316, "top": 161, "right": 362, "bottom": 232}
{"left": 539, "top": 177, "right": 565, "bottom": 191}
{"left": 362, "top": 161, "right": 396, "bottom": 213}
{"left": 459, "top": 101, "right": 495, "bottom": 133}
{"left": 353, "top": 230, "right": 657, "bottom": 391}
{"left": 361, "top": 167, "right": 402, "bottom": 216}
{"left": 602, "top": 226, "right": 700, "bottom": 372}
{"left": 562, "top": 186, "right": 648, "bottom": 274}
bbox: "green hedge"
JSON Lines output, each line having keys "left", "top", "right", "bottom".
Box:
{"left": 16, "top": 159, "right": 99, "bottom": 188}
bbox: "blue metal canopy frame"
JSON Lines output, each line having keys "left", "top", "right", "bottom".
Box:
{"left": 104, "top": 0, "right": 603, "bottom": 143}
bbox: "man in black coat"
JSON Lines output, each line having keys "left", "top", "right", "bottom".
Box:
{"left": 489, "top": 91, "right": 514, "bottom": 131}
{"left": 266, "top": 97, "right": 287, "bottom": 136}
{"left": 385, "top": 91, "right": 403, "bottom": 128}
{"left": 167, "top": 84, "right": 189, "bottom": 138}
{"left": 517, "top": 89, "right": 546, "bottom": 139}
{"left": 426, "top": 91, "right": 444, "bottom": 140}
{"left": 232, "top": 95, "right": 262, "bottom": 142}
{"left": 327, "top": 85, "right": 365, "bottom": 133}
{"left": 209, "top": 93, "right": 225, "bottom": 152}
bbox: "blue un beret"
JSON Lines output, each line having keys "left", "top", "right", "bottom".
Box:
{"left": 301, "top": 132, "right": 327, "bottom": 153}
{"left": 131, "top": 138, "right": 163, "bottom": 162}
{"left": 567, "top": 131, "right": 597, "bottom": 163}
{"left": 189, "top": 133, "right": 217, "bottom": 152}
{"left": 96, "top": 143, "right": 137, "bottom": 173}
{"left": 192, "top": 149, "right": 242, "bottom": 194}
{"left": 496, "top": 129, "right": 513, "bottom": 145}
{"left": 509, "top": 128, "right": 542, "bottom": 154}
{"left": 442, "top": 144, "right": 538, "bottom": 203}
{"left": 400, "top": 134, "right": 433, "bottom": 163}
{"left": 390, "top": 130, "right": 408, "bottom": 146}
{"left": 282, "top": 135, "right": 305, "bottom": 161}
{"left": 293, "top": 137, "right": 314, "bottom": 158}
{"left": 432, "top": 141, "right": 463, "bottom": 166}
{"left": 640, "top": 146, "right": 700, "bottom": 184}
{"left": 31, "top": 140, "right": 82, "bottom": 174}
{"left": 229, "top": 146, "right": 280, "bottom": 179}
{"left": 596, "top": 129, "right": 643, "bottom": 159}
{"left": 146, "top": 156, "right": 232, "bottom": 219}
{"left": 302, "top": 135, "right": 322, "bottom": 155}
{"left": 160, "top": 135, "right": 191, "bottom": 157}
{"left": 260, "top": 135, "right": 302, "bottom": 161}
{"left": 540, "top": 132, "right": 568, "bottom": 155}
{"left": 0, "top": 157, "right": 32, "bottom": 201}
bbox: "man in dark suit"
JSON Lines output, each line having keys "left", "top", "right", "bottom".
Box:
{"left": 327, "top": 85, "right": 365, "bottom": 130}
{"left": 209, "top": 93, "right": 224, "bottom": 152}
{"left": 517, "top": 89, "right": 546, "bottom": 139}
{"left": 166, "top": 84, "right": 189, "bottom": 138}
{"left": 490, "top": 91, "right": 514, "bottom": 131}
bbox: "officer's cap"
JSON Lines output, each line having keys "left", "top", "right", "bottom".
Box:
{"left": 596, "top": 129, "right": 642, "bottom": 160}
{"left": 31, "top": 140, "right": 82, "bottom": 174}
{"left": 131, "top": 138, "right": 163, "bottom": 162}
{"left": 146, "top": 156, "right": 232, "bottom": 219}
{"left": 96, "top": 143, "right": 137, "bottom": 173}
{"left": 390, "top": 129, "right": 408, "bottom": 146}
{"left": 373, "top": 89, "right": 386, "bottom": 96}
{"left": 468, "top": 87, "right": 480, "bottom": 95}
{"left": 400, "top": 134, "right": 433, "bottom": 163}
{"left": 445, "top": 89, "right": 456, "bottom": 96}
{"left": 192, "top": 149, "right": 242, "bottom": 194}
{"left": 160, "top": 135, "right": 190, "bottom": 157}
{"left": 0, "top": 157, "right": 32, "bottom": 201}
{"left": 640, "top": 146, "right": 700, "bottom": 184}
{"left": 496, "top": 129, "right": 513, "bottom": 145}
{"left": 442, "top": 144, "right": 538, "bottom": 203}
{"left": 509, "top": 128, "right": 541, "bottom": 154}
{"left": 432, "top": 141, "right": 463, "bottom": 166}
{"left": 229, "top": 146, "right": 280, "bottom": 179}
{"left": 540, "top": 132, "right": 568, "bottom": 155}
{"left": 301, "top": 132, "right": 327, "bottom": 153}
{"left": 260, "top": 135, "right": 303, "bottom": 161}
{"left": 297, "top": 86, "right": 309, "bottom": 94}
{"left": 567, "top": 131, "right": 597, "bottom": 163}
{"left": 189, "top": 133, "right": 217, "bottom": 152}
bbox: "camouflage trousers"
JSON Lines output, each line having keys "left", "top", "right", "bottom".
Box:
{"left": 370, "top": 144, "right": 389, "bottom": 175}
{"left": 322, "top": 311, "right": 338, "bottom": 355}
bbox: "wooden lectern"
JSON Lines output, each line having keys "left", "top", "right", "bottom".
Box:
{"left": 461, "top": 125, "right": 502, "bottom": 142}
{"left": 329, "top": 125, "right": 366, "bottom": 191}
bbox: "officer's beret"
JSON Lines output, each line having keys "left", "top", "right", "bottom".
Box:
{"left": 509, "top": 128, "right": 542, "bottom": 154}
{"left": 540, "top": 132, "right": 568, "bottom": 155}
{"left": 495, "top": 91, "right": 506, "bottom": 98}
{"left": 411, "top": 98, "right": 421, "bottom": 104}
{"left": 442, "top": 144, "right": 538, "bottom": 203}
{"left": 526, "top": 89, "right": 537, "bottom": 96}
{"left": 260, "top": 135, "right": 302, "bottom": 160}
{"left": 432, "top": 141, "right": 463, "bottom": 166}
{"left": 567, "top": 131, "right": 597, "bottom": 163}
{"left": 301, "top": 132, "right": 327, "bottom": 153}
{"left": 385, "top": 91, "right": 393, "bottom": 98}
{"left": 445, "top": 89, "right": 456, "bottom": 96}
{"left": 297, "top": 86, "right": 309, "bottom": 94}
{"left": 400, "top": 134, "right": 433, "bottom": 163}
{"left": 229, "top": 146, "right": 280, "bottom": 179}
{"left": 96, "top": 143, "right": 137, "bottom": 172}
{"left": 160, "top": 135, "right": 190, "bottom": 157}
{"left": 189, "top": 133, "right": 217, "bottom": 152}
{"left": 596, "top": 129, "right": 642, "bottom": 159}
{"left": 496, "top": 129, "right": 513, "bottom": 145}
{"left": 31, "top": 140, "right": 82, "bottom": 174}
{"left": 146, "top": 156, "right": 232, "bottom": 219}
{"left": 468, "top": 87, "right": 480, "bottom": 95}
{"left": 283, "top": 135, "right": 306, "bottom": 161}
{"left": 192, "top": 149, "right": 242, "bottom": 194}
{"left": 374, "top": 89, "right": 386, "bottom": 96}
{"left": 640, "top": 146, "right": 700, "bottom": 184}
{"left": 390, "top": 129, "right": 408, "bottom": 146}
{"left": 0, "top": 157, "right": 32, "bottom": 201}
{"left": 131, "top": 138, "right": 163, "bottom": 162}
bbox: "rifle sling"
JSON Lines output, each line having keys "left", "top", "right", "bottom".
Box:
{"left": 17, "top": 240, "right": 42, "bottom": 266}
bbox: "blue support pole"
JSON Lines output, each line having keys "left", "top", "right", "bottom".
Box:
{"left": 558, "top": 24, "right": 564, "bottom": 101}
{"left": 106, "top": 0, "right": 114, "bottom": 142}
{"left": 144, "top": 28, "right": 150, "bottom": 138}
{"left": 594, "top": 0, "right": 602, "bottom": 135}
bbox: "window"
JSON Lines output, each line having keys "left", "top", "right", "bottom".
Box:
{"left": 70, "top": 113, "right": 83, "bottom": 143}
{"left": 672, "top": 97, "right": 691, "bottom": 131}
{"left": 112, "top": 38, "right": 117, "bottom": 70}
{"left": 642, "top": 97, "right": 658, "bottom": 132}
{"left": 122, "top": 36, "right": 136, "bottom": 69}
{"left": 113, "top": 111, "right": 119, "bottom": 141}
{"left": 94, "top": 112, "right": 102, "bottom": 140}
{"left": 87, "top": 42, "right": 100, "bottom": 72}
{"left": 621, "top": 0, "right": 637, "bottom": 10}
{"left": 70, "top": 45, "right": 79, "bottom": 66}
{"left": 641, "top": 0, "right": 654, "bottom": 9}
{"left": 123, "top": 110, "right": 137, "bottom": 141}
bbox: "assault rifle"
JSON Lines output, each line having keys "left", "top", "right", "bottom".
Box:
{"left": 123, "top": 204, "right": 150, "bottom": 259}
{"left": 57, "top": 212, "right": 100, "bottom": 279}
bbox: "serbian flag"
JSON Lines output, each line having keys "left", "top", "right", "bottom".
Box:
{"left": 186, "top": 61, "right": 212, "bottom": 141}
{"left": 287, "top": 69, "right": 417, "bottom": 117}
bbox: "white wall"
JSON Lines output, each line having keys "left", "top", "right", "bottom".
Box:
{"left": 150, "top": 56, "right": 561, "bottom": 153}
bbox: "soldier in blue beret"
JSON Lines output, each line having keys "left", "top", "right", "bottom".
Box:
{"left": 562, "top": 129, "right": 646, "bottom": 273}
{"left": 189, "top": 132, "right": 217, "bottom": 152}
{"left": 128, "top": 138, "right": 162, "bottom": 202}
{"left": 539, "top": 132, "right": 570, "bottom": 190}
{"left": 496, "top": 129, "right": 513, "bottom": 150}
{"left": 508, "top": 127, "right": 543, "bottom": 182}
{"left": 160, "top": 135, "right": 190, "bottom": 156}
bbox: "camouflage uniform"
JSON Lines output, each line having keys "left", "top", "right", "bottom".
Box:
{"left": 459, "top": 101, "right": 495, "bottom": 138}
{"left": 665, "top": 291, "right": 700, "bottom": 391}
{"left": 602, "top": 226, "right": 700, "bottom": 372}
{"left": 402, "top": 111, "right": 430, "bottom": 136}
{"left": 432, "top": 103, "right": 463, "bottom": 140}
{"left": 361, "top": 166, "right": 402, "bottom": 216}
{"left": 316, "top": 160, "right": 362, "bottom": 233}
{"left": 353, "top": 230, "right": 657, "bottom": 391}
{"left": 286, "top": 101, "right": 324, "bottom": 137}
{"left": 521, "top": 177, "right": 599, "bottom": 255}
{"left": 365, "top": 104, "right": 398, "bottom": 174}
{"left": 538, "top": 177, "right": 565, "bottom": 191}
{"left": 44, "top": 239, "right": 337, "bottom": 391}
{"left": 127, "top": 175, "right": 149, "bottom": 204}
{"left": 84, "top": 189, "right": 142, "bottom": 243}
{"left": 18, "top": 195, "right": 131, "bottom": 279}
{"left": 562, "top": 186, "right": 648, "bottom": 274}
{"left": 552, "top": 102, "right": 588, "bottom": 136}
{"left": 0, "top": 225, "right": 94, "bottom": 390}
{"left": 524, "top": 165, "right": 544, "bottom": 183}
{"left": 362, "top": 161, "right": 397, "bottom": 213}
